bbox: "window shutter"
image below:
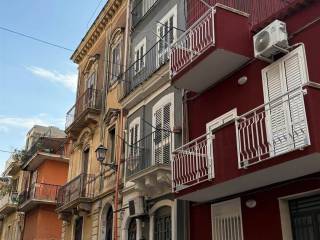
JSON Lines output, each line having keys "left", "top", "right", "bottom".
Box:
{"left": 212, "top": 199, "right": 244, "bottom": 240}
{"left": 154, "top": 108, "right": 163, "bottom": 164}
{"left": 263, "top": 63, "right": 290, "bottom": 155}
{"left": 283, "top": 53, "right": 308, "bottom": 148}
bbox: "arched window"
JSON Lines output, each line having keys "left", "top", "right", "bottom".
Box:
{"left": 128, "top": 218, "right": 137, "bottom": 240}
{"left": 105, "top": 207, "right": 113, "bottom": 240}
{"left": 108, "top": 28, "right": 123, "bottom": 84}
{"left": 154, "top": 206, "right": 171, "bottom": 240}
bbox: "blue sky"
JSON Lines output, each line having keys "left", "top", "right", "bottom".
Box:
{"left": 0, "top": 0, "right": 106, "bottom": 172}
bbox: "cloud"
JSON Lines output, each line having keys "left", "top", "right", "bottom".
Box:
{"left": 26, "top": 66, "right": 77, "bottom": 92}
{"left": 0, "top": 115, "right": 65, "bottom": 130}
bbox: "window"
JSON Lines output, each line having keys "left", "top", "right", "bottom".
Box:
{"left": 289, "top": 194, "right": 320, "bottom": 240}
{"left": 211, "top": 198, "right": 244, "bottom": 240}
{"left": 105, "top": 207, "right": 113, "bottom": 240}
{"left": 82, "top": 148, "right": 89, "bottom": 174}
{"left": 74, "top": 217, "right": 83, "bottom": 240}
{"left": 127, "top": 118, "right": 140, "bottom": 173}
{"left": 110, "top": 42, "right": 121, "bottom": 82}
{"left": 157, "top": 5, "right": 177, "bottom": 66}
{"left": 134, "top": 38, "right": 146, "bottom": 74}
{"left": 154, "top": 206, "right": 172, "bottom": 240}
{"left": 262, "top": 46, "right": 309, "bottom": 156}
{"left": 85, "top": 72, "right": 96, "bottom": 107}
{"left": 152, "top": 93, "right": 174, "bottom": 165}
{"left": 108, "top": 128, "right": 116, "bottom": 163}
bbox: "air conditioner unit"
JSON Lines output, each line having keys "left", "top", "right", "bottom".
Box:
{"left": 128, "top": 196, "right": 146, "bottom": 217}
{"left": 253, "top": 20, "right": 289, "bottom": 61}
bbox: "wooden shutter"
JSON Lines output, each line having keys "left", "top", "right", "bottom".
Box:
{"left": 212, "top": 198, "right": 244, "bottom": 240}
{"left": 154, "top": 108, "right": 163, "bottom": 164}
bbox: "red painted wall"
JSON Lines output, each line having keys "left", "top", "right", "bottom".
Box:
{"left": 23, "top": 205, "right": 62, "bottom": 240}
{"left": 179, "top": 1, "right": 320, "bottom": 197}
{"left": 36, "top": 159, "right": 68, "bottom": 185}
{"left": 190, "top": 203, "right": 212, "bottom": 240}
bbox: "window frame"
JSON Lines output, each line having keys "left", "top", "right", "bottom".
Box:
{"left": 134, "top": 38, "right": 147, "bottom": 75}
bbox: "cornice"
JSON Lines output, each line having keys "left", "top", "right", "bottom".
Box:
{"left": 71, "top": 0, "right": 124, "bottom": 64}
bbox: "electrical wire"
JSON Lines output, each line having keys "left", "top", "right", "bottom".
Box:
{"left": 86, "top": 0, "right": 104, "bottom": 28}
{"left": 0, "top": 149, "right": 14, "bottom": 154}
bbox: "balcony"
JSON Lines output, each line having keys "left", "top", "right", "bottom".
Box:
{"left": 56, "top": 173, "right": 95, "bottom": 215}
{"left": 172, "top": 86, "right": 320, "bottom": 202}
{"left": 125, "top": 130, "right": 172, "bottom": 193}
{"left": 0, "top": 192, "right": 18, "bottom": 215}
{"left": 170, "top": 5, "right": 251, "bottom": 92}
{"left": 18, "top": 183, "right": 60, "bottom": 212}
{"left": 131, "top": 0, "right": 159, "bottom": 27}
{"left": 118, "top": 32, "right": 171, "bottom": 107}
{"left": 65, "top": 88, "right": 102, "bottom": 135}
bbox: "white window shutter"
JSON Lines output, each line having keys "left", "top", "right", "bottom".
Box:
{"left": 212, "top": 198, "right": 244, "bottom": 240}
{"left": 283, "top": 52, "right": 309, "bottom": 148}
{"left": 263, "top": 63, "right": 290, "bottom": 155}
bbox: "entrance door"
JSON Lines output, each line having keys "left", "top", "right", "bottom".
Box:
{"left": 74, "top": 217, "right": 83, "bottom": 240}
{"left": 154, "top": 207, "right": 172, "bottom": 240}
{"left": 128, "top": 219, "right": 137, "bottom": 240}
{"left": 105, "top": 208, "right": 113, "bottom": 240}
{"left": 289, "top": 195, "right": 320, "bottom": 240}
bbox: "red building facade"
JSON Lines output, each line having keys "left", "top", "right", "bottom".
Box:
{"left": 170, "top": 0, "right": 320, "bottom": 239}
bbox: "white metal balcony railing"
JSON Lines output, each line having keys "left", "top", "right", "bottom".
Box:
{"left": 236, "top": 87, "right": 310, "bottom": 168}
{"left": 172, "top": 132, "right": 214, "bottom": 192}
{"left": 170, "top": 8, "right": 215, "bottom": 78}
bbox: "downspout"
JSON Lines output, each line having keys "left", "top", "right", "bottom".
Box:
{"left": 114, "top": 0, "right": 131, "bottom": 239}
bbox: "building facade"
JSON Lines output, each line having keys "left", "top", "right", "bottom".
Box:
{"left": 56, "top": 0, "right": 129, "bottom": 240}
{"left": 119, "top": 0, "right": 187, "bottom": 239}
{"left": 170, "top": 0, "right": 320, "bottom": 240}
{"left": 0, "top": 125, "right": 68, "bottom": 240}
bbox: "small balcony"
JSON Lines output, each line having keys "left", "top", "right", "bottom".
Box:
{"left": 0, "top": 191, "right": 18, "bottom": 215}
{"left": 172, "top": 86, "right": 320, "bottom": 202}
{"left": 65, "top": 88, "right": 102, "bottom": 135}
{"left": 18, "top": 183, "right": 60, "bottom": 212}
{"left": 170, "top": 5, "right": 251, "bottom": 92}
{"left": 118, "top": 32, "right": 171, "bottom": 107}
{"left": 125, "top": 130, "right": 172, "bottom": 193}
{"left": 131, "top": 0, "right": 159, "bottom": 27}
{"left": 56, "top": 173, "right": 95, "bottom": 214}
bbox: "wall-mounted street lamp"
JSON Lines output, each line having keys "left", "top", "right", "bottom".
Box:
{"left": 95, "top": 144, "right": 118, "bottom": 171}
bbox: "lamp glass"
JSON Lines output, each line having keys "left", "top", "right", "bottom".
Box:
{"left": 95, "top": 145, "right": 108, "bottom": 163}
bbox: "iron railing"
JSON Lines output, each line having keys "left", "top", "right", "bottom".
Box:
{"left": 126, "top": 129, "right": 172, "bottom": 178}
{"left": 235, "top": 87, "right": 310, "bottom": 168}
{"left": 18, "top": 183, "right": 60, "bottom": 205}
{"left": 22, "top": 136, "right": 65, "bottom": 163}
{"left": 57, "top": 173, "right": 95, "bottom": 208}
{"left": 170, "top": 7, "right": 215, "bottom": 78}
{"left": 65, "top": 88, "right": 102, "bottom": 129}
{"left": 131, "top": 0, "right": 160, "bottom": 27}
{"left": 0, "top": 191, "right": 18, "bottom": 210}
{"left": 119, "top": 30, "right": 172, "bottom": 99}
{"left": 172, "top": 132, "right": 214, "bottom": 192}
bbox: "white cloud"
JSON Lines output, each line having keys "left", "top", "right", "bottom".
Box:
{"left": 0, "top": 115, "right": 65, "bottom": 130}
{"left": 26, "top": 66, "right": 77, "bottom": 92}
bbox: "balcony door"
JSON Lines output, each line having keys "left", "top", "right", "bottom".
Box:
{"left": 157, "top": 5, "right": 177, "bottom": 67}
{"left": 154, "top": 206, "right": 172, "bottom": 240}
{"left": 152, "top": 94, "right": 173, "bottom": 166}
{"left": 85, "top": 72, "right": 96, "bottom": 108}
{"left": 262, "top": 46, "right": 309, "bottom": 157}
{"left": 74, "top": 217, "right": 83, "bottom": 240}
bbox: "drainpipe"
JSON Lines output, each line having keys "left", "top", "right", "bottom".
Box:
{"left": 114, "top": 108, "right": 124, "bottom": 240}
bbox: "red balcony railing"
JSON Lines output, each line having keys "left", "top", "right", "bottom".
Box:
{"left": 172, "top": 133, "right": 214, "bottom": 192}
{"left": 57, "top": 173, "right": 95, "bottom": 208}
{"left": 65, "top": 88, "right": 102, "bottom": 129}
{"left": 19, "top": 183, "right": 60, "bottom": 205}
